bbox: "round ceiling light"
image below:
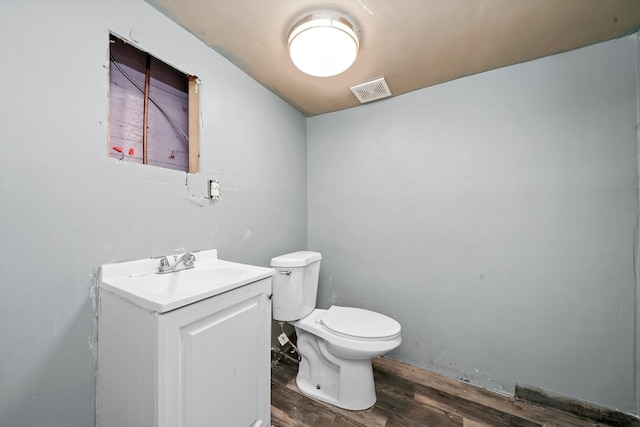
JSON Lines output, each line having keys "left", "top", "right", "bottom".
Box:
{"left": 288, "top": 11, "right": 359, "bottom": 77}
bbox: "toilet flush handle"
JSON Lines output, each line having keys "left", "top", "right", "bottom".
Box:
{"left": 278, "top": 270, "right": 291, "bottom": 276}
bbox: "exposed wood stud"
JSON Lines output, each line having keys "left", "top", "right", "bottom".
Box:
{"left": 142, "top": 53, "right": 151, "bottom": 165}
{"left": 188, "top": 76, "right": 200, "bottom": 173}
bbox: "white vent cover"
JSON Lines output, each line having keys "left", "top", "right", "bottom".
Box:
{"left": 350, "top": 77, "right": 392, "bottom": 103}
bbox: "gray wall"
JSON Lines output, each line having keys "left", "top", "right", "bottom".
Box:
{"left": 308, "top": 36, "right": 639, "bottom": 413}
{"left": 0, "top": 1, "right": 306, "bottom": 426}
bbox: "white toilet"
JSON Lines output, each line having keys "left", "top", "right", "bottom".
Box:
{"left": 271, "top": 251, "right": 402, "bottom": 411}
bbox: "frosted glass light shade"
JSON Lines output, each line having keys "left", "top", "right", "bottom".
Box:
{"left": 288, "top": 15, "right": 359, "bottom": 77}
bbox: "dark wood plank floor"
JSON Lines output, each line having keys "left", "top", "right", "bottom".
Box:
{"left": 271, "top": 355, "right": 610, "bottom": 427}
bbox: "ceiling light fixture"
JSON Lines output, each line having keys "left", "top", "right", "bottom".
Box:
{"left": 288, "top": 11, "right": 359, "bottom": 77}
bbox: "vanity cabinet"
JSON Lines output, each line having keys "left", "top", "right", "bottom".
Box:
{"left": 97, "top": 277, "right": 272, "bottom": 427}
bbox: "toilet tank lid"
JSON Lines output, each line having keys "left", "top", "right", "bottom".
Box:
{"left": 271, "top": 251, "right": 322, "bottom": 267}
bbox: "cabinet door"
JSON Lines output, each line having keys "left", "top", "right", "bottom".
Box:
{"left": 157, "top": 279, "right": 271, "bottom": 427}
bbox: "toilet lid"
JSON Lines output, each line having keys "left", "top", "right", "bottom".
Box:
{"left": 321, "top": 306, "right": 401, "bottom": 340}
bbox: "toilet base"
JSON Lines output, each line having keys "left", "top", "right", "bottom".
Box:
{"left": 294, "top": 328, "right": 377, "bottom": 411}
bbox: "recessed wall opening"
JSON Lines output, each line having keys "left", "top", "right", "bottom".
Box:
{"left": 108, "top": 34, "right": 200, "bottom": 173}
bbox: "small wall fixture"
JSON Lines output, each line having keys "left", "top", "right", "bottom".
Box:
{"left": 288, "top": 11, "right": 359, "bottom": 77}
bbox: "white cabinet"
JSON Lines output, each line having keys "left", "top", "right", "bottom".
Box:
{"left": 97, "top": 277, "right": 272, "bottom": 427}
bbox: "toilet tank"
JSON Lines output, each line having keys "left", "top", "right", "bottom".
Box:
{"left": 270, "top": 251, "right": 322, "bottom": 321}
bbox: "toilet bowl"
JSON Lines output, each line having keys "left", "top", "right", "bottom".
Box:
{"left": 291, "top": 306, "right": 401, "bottom": 410}
{"left": 270, "top": 251, "right": 402, "bottom": 411}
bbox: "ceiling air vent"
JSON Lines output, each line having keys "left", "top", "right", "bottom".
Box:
{"left": 350, "top": 77, "right": 392, "bottom": 103}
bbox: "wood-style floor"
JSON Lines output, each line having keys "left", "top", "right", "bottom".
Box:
{"left": 271, "top": 355, "right": 611, "bottom": 427}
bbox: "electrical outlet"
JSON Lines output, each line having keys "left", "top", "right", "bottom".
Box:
{"left": 277, "top": 333, "right": 288, "bottom": 346}
{"left": 208, "top": 179, "right": 220, "bottom": 200}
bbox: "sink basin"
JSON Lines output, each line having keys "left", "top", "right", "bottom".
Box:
{"left": 135, "top": 266, "right": 245, "bottom": 296}
{"left": 100, "top": 249, "right": 274, "bottom": 313}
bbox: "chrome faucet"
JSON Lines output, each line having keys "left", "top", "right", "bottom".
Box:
{"left": 156, "top": 252, "right": 196, "bottom": 274}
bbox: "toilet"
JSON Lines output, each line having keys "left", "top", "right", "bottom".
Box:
{"left": 271, "top": 251, "right": 402, "bottom": 411}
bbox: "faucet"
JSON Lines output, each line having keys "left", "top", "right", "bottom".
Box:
{"left": 156, "top": 252, "right": 196, "bottom": 274}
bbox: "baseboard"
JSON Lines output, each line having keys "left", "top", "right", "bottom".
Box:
{"left": 515, "top": 383, "right": 640, "bottom": 427}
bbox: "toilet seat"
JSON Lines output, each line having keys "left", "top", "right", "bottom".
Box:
{"left": 320, "top": 306, "right": 401, "bottom": 341}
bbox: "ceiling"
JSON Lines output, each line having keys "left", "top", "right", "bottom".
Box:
{"left": 146, "top": 0, "right": 640, "bottom": 117}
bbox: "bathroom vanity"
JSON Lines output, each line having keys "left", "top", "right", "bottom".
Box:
{"left": 97, "top": 250, "right": 273, "bottom": 427}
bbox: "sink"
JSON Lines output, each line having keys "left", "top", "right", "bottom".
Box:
{"left": 100, "top": 249, "right": 274, "bottom": 313}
